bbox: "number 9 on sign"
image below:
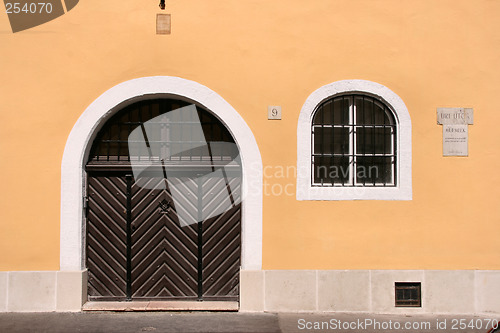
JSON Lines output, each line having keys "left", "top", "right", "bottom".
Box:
{"left": 267, "top": 106, "right": 282, "bottom": 120}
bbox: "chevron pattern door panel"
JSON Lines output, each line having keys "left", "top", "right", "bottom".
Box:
{"left": 130, "top": 176, "right": 198, "bottom": 299}
{"left": 201, "top": 175, "right": 241, "bottom": 300}
{"left": 86, "top": 175, "right": 128, "bottom": 300}
{"left": 86, "top": 172, "right": 241, "bottom": 301}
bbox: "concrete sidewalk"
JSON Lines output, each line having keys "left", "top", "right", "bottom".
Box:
{"left": 0, "top": 312, "right": 498, "bottom": 333}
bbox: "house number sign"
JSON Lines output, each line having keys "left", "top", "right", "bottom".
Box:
{"left": 268, "top": 106, "right": 282, "bottom": 120}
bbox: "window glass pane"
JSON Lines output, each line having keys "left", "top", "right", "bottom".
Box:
{"left": 313, "top": 156, "right": 351, "bottom": 185}
{"left": 355, "top": 156, "right": 394, "bottom": 185}
{"left": 373, "top": 101, "right": 387, "bottom": 125}
{"left": 355, "top": 96, "right": 394, "bottom": 125}
{"left": 356, "top": 127, "right": 393, "bottom": 154}
{"left": 312, "top": 105, "right": 325, "bottom": 125}
{"left": 313, "top": 97, "right": 349, "bottom": 125}
{"left": 332, "top": 97, "right": 350, "bottom": 125}
{"left": 322, "top": 101, "right": 334, "bottom": 124}
{"left": 313, "top": 127, "right": 349, "bottom": 155}
{"left": 355, "top": 96, "right": 371, "bottom": 125}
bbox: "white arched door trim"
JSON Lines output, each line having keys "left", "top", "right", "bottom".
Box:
{"left": 60, "top": 76, "right": 263, "bottom": 271}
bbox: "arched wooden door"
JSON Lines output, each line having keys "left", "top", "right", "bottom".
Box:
{"left": 85, "top": 99, "right": 241, "bottom": 301}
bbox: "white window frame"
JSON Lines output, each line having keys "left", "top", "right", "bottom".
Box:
{"left": 297, "top": 80, "right": 412, "bottom": 200}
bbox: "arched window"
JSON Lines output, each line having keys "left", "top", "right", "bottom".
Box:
{"left": 297, "top": 80, "right": 412, "bottom": 201}
{"left": 312, "top": 94, "right": 396, "bottom": 186}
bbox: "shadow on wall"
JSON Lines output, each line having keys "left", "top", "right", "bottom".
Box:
{"left": 4, "top": 0, "right": 79, "bottom": 33}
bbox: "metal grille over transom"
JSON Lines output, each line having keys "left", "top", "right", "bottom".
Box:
{"left": 88, "top": 99, "right": 238, "bottom": 166}
{"left": 312, "top": 94, "right": 397, "bottom": 186}
{"left": 85, "top": 99, "right": 241, "bottom": 302}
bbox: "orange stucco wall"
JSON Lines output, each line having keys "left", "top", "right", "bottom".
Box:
{"left": 0, "top": 0, "right": 499, "bottom": 271}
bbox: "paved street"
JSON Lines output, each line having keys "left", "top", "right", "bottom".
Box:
{"left": 0, "top": 312, "right": 499, "bottom": 333}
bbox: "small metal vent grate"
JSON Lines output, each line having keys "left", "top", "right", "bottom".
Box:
{"left": 395, "top": 282, "right": 421, "bottom": 307}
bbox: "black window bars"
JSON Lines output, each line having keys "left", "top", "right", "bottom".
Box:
{"left": 312, "top": 94, "right": 397, "bottom": 187}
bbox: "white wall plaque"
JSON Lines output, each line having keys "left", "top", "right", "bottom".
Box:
{"left": 443, "top": 124, "right": 468, "bottom": 156}
{"left": 437, "top": 108, "right": 473, "bottom": 125}
{"left": 437, "top": 108, "right": 473, "bottom": 157}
